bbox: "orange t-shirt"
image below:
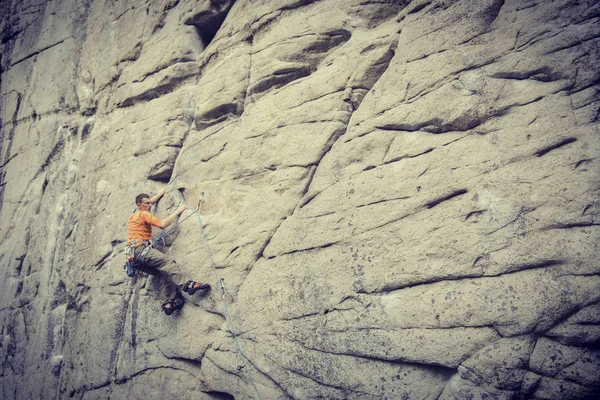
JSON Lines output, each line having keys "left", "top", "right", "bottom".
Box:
{"left": 128, "top": 211, "right": 163, "bottom": 243}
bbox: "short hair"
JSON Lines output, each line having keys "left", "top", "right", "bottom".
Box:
{"left": 135, "top": 193, "right": 150, "bottom": 205}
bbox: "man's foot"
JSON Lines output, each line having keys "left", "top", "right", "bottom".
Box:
{"left": 182, "top": 280, "right": 211, "bottom": 295}
{"left": 162, "top": 296, "right": 185, "bottom": 315}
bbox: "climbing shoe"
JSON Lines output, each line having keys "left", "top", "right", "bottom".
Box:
{"left": 182, "top": 280, "right": 211, "bottom": 295}
{"left": 162, "top": 296, "right": 185, "bottom": 316}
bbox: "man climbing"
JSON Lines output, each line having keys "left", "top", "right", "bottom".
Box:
{"left": 127, "top": 188, "right": 211, "bottom": 315}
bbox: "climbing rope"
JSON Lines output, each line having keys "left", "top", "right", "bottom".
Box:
{"left": 194, "top": 196, "right": 264, "bottom": 400}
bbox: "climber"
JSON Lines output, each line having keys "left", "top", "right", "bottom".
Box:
{"left": 126, "top": 188, "right": 211, "bottom": 315}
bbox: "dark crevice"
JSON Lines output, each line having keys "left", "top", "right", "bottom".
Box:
{"left": 407, "top": 1, "right": 431, "bottom": 15}
{"left": 206, "top": 391, "right": 235, "bottom": 400}
{"left": 297, "top": 125, "right": 349, "bottom": 211}
{"left": 249, "top": 28, "right": 351, "bottom": 99}
{"left": 568, "top": 77, "right": 600, "bottom": 96}
{"left": 362, "top": 259, "right": 565, "bottom": 295}
{"left": 304, "top": 28, "right": 351, "bottom": 53}
{"left": 10, "top": 39, "right": 66, "bottom": 66}
{"left": 411, "top": 147, "right": 435, "bottom": 157}
{"left": 582, "top": 203, "right": 599, "bottom": 217}
{"left": 541, "top": 222, "right": 600, "bottom": 230}
{"left": 247, "top": 0, "right": 315, "bottom": 34}
{"left": 508, "top": 259, "right": 564, "bottom": 273}
{"left": 482, "top": 0, "right": 505, "bottom": 32}
{"left": 161, "top": 354, "right": 203, "bottom": 369}
{"left": 425, "top": 189, "right": 468, "bottom": 209}
{"left": 544, "top": 32, "right": 600, "bottom": 56}
{"left": 81, "top": 122, "right": 93, "bottom": 139}
{"left": 465, "top": 209, "right": 487, "bottom": 221}
{"left": 491, "top": 66, "right": 563, "bottom": 82}
{"left": 257, "top": 228, "right": 277, "bottom": 260}
{"left": 248, "top": 66, "right": 312, "bottom": 96}
{"left": 201, "top": 143, "right": 227, "bottom": 163}
{"left": 147, "top": 151, "right": 180, "bottom": 182}
{"left": 293, "top": 338, "right": 457, "bottom": 376}
{"left": 375, "top": 104, "right": 508, "bottom": 134}
{"left": 357, "top": 270, "right": 481, "bottom": 294}
{"left": 41, "top": 174, "right": 49, "bottom": 193}
{"left": 282, "top": 312, "right": 321, "bottom": 322}
{"left": 384, "top": 147, "right": 435, "bottom": 165}
{"left": 267, "top": 241, "right": 338, "bottom": 260}
{"left": 1, "top": 91, "right": 21, "bottom": 168}
{"left": 1, "top": 28, "right": 23, "bottom": 44}
{"left": 195, "top": 103, "right": 241, "bottom": 129}
{"left": 514, "top": 29, "right": 557, "bottom": 51}
{"left": 356, "top": 196, "right": 411, "bottom": 209}
{"left": 535, "top": 137, "right": 577, "bottom": 157}
{"left": 39, "top": 138, "right": 65, "bottom": 173}
{"left": 184, "top": 1, "right": 234, "bottom": 48}
{"left": 486, "top": 214, "right": 521, "bottom": 235}
{"left": 286, "top": 364, "right": 373, "bottom": 397}
{"left": 486, "top": 206, "right": 537, "bottom": 235}
{"left": 117, "top": 365, "right": 197, "bottom": 385}
{"left": 150, "top": 0, "right": 181, "bottom": 35}
{"left": 93, "top": 250, "right": 112, "bottom": 268}
{"left": 541, "top": 299, "right": 600, "bottom": 339}
{"left": 224, "top": 245, "right": 240, "bottom": 261}
{"left": 118, "top": 73, "right": 197, "bottom": 108}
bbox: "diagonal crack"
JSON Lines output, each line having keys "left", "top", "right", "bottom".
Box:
{"left": 360, "top": 258, "right": 565, "bottom": 295}
{"left": 292, "top": 337, "right": 459, "bottom": 372}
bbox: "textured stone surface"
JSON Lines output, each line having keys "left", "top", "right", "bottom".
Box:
{"left": 1, "top": 0, "right": 600, "bottom": 399}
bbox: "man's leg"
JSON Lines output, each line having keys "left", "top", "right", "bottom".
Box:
{"left": 135, "top": 246, "right": 183, "bottom": 299}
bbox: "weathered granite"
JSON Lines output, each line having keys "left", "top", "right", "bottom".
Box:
{"left": 1, "top": 0, "right": 599, "bottom": 399}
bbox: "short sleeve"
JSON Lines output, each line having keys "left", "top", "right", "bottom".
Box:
{"left": 139, "top": 211, "right": 164, "bottom": 227}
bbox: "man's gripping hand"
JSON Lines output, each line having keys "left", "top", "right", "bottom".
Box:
{"left": 176, "top": 204, "right": 187, "bottom": 215}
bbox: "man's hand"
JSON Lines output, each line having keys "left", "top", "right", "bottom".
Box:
{"left": 149, "top": 187, "right": 167, "bottom": 205}
{"left": 159, "top": 204, "right": 188, "bottom": 229}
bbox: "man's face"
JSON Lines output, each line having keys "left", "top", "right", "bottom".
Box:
{"left": 137, "top": 198, "right": 152, "bottom": 212}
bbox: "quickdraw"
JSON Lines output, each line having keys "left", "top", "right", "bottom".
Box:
{"left": 123, "top": 240, "right": 149, "bottom": 277}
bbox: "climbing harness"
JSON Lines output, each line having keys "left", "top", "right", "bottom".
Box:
{"left": 193, "top": 193, "right": 264, "bottom": 400}
{"left": 123, "top": 239, "right": 152, "bottom": 277}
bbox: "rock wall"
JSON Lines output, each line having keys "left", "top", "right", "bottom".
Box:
{"left": 1, "top": 0, "right": 600, "bottom": 399}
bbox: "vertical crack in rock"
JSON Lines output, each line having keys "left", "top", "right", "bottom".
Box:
{"left": 298, "top": 33, "right": 401, "bottom": 209}
{"left": 110, "top": 281, "right": 136, "bottom": 384}
{"left": 0, "top": 91, "right": 21, "bottom": 214}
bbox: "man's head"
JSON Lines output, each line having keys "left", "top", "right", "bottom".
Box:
{"left": 135, "top": 193, "right": 152, "bottom": 212}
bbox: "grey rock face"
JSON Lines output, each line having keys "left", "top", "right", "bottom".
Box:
{"left": 1, "top": 0, "right": 599, "bottom": 399}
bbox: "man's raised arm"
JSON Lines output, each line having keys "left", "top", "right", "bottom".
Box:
{"left": 156, "top": 205, "right": 187, "bottom": 229}
{"left": 149, "top": 187, "right": 167, "bottom": 205}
